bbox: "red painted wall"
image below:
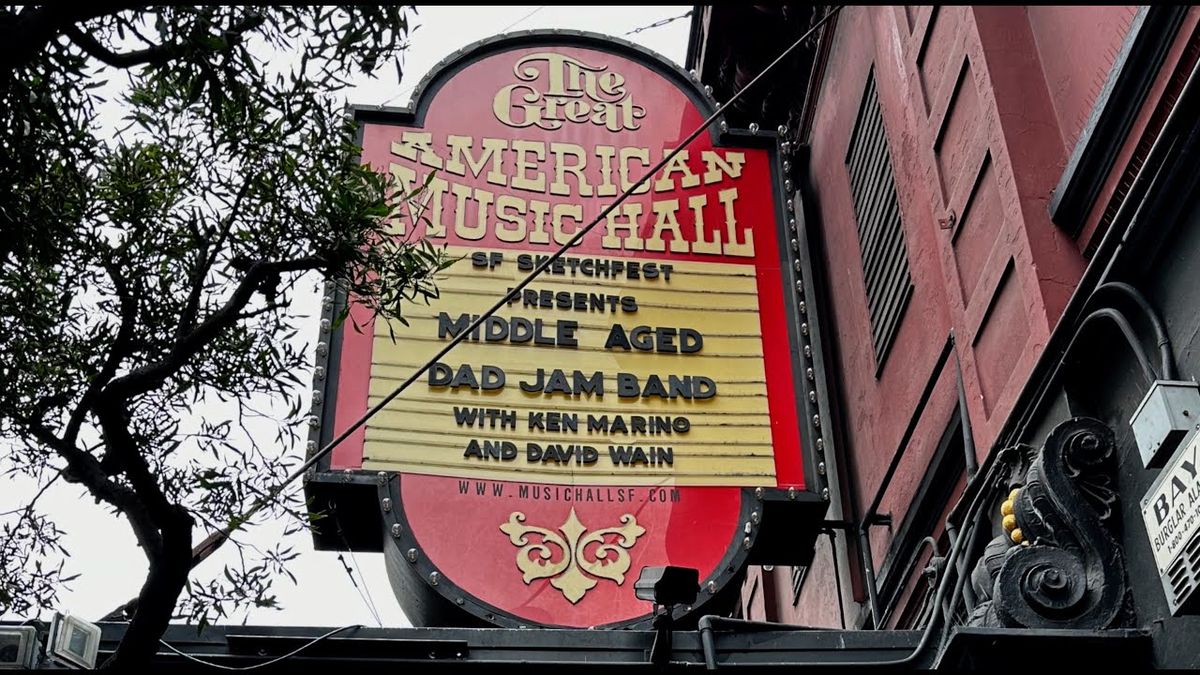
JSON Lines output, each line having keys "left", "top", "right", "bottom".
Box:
{"left": 735, "top": 5, "right": 1143, "bottom": 626}
{"left": 1027, "top": 6, "right": 1139, "bottom": 153}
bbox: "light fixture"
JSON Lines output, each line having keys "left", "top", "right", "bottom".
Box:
{"left": 634, "top": 566, "right": 700, "bottom": 666}
{"left": 47, "top": 614, "right": 101, "bottom": 669}
{"left": 634, "top": 565, "right": 699, "bottom": 608}
{"left": 0, "top": 626, "right": 38, "bottom": 669}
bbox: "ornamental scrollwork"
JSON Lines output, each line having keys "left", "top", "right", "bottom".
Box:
{"left": 499, "top": 508, "right": 646, "bottom": 604}
{"left": 968, "top": 417, "right": 1131, "bottom": 629}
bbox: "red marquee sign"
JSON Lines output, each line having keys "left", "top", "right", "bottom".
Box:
{"left": 306, "top": 32, "right": 828, "bottom": 629}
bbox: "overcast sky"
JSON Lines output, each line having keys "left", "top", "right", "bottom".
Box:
{"left": 2, "top": 5, "right": 690, "bottom": 630}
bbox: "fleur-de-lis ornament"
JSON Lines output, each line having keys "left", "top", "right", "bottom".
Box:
{"left": 499, "top": 508, "right": 646, "bottom": 604}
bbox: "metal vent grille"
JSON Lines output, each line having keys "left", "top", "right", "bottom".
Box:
{"left": 1165, "top": 526, "right": 1200, "bottom": 614}
{"left": 846, "top": 72, "right": 913, "bottom": 371}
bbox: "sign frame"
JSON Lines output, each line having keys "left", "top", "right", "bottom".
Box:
{"left": 303, "top": 29, "right": 832, "bottom": 629}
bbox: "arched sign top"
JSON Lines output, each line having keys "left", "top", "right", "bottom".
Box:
{"left": 354, "top": 29, "right": 723, "bottom": 135}
{"left": 310, "top": 31, "right": 828, "bottom": 630}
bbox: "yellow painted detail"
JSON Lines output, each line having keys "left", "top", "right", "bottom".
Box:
{"left": 1002, "top": 514, "right": 1017, "bottom": 532}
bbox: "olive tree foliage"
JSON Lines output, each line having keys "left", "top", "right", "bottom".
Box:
{"left": 0, "top": 5, "right": 450, "bottom": 667}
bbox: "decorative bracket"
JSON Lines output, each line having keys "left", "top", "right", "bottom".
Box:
{"left": 968, "top": 417, "right": 1131, "bottom": 629}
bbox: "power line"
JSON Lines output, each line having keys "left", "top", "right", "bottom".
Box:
{"left": 333, "top": 504, "right": 383, "bottom": 627}
{"left": 102, "top": 5, "right": 844, "bottom": 624}
{"left": 159, "top": 625, "right": 361, "bottom": 670}
{"left": 499, "top": 5, "right": 546, "bottom": 34}
{"left": 625, "top": 10, "right": 692, "bottom": 36}
{"left": 377, "top": 6, "right": 546, "bottom": 109}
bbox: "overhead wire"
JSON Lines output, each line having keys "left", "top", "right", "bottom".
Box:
{"left": 158, "top": 624, "right": 361, "bottom": 671}
{"left": 376, "top": 6, "right": 546, "bottom": 109}
{"left": 625, "top": 10, "right": 692, "bottom": 36}
{"left": 332, "top": 503, "right": 384, "bottom": 627}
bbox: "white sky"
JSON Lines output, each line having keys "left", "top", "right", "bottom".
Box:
{"left": 3, "top": 5, "right": 690, "bottom": 630}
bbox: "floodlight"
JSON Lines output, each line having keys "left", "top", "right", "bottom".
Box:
{"left": 0, "top": 626, "right": 38, "bottom": 669}
{"left": 48, "top": 614, "right": 101, "bottom": 669}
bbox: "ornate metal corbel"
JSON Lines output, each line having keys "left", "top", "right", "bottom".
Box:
{"left": 968, "top": 417, "right": 1131, "bottom": 629}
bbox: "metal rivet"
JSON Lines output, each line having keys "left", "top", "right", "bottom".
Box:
{"left": 381, "top": 497, "right": 392, "bottom": 513}
{"left": 785, "top": 179, "right": 793, "bottom": 192}
{"left": 744, "top": 522, "right": 752, "bottom": 534}
{"left": 795, "top": 279, "right": 804, "bottom": 293}
{"left": 315, "top": 342, "right": 328, "bottom": 356}
{"left": 806, "top": 367, "right": 814, "bottom": 381}
{"left": 322, "top": 295, "right": 334, "bottom": 308}
{"left": 719, "top": 120, "right": 728, "bottom": 133}
{"left": 793, "top": 260, "right": 802, "bottom": 273}
{"left": 790, "top": 238, "right": 799, "bottom": 252}
{"left": 377, "top": 471, "right": 388, "bottom": 485}
{"left": 788, "top": 487, "right": 797, "bottom": 500}
{"left": 813, "top": 414, "right": 821, "bottom": 428}
{"left": 749, "top": 122, "right": 760, "bottom": 134}
{"left": 314, "top": 366, "right": 325, "bottom": 380}
{"left": 308, "top": 416, "right": 320, "bottom": 428}
{"left": 777, "top": 125, "right": 788, "bottom": 136}
{"left": 789, "top": 217, "right": 796, "bottom": 230}
{"left": 809, "top": 390, "right": 817, "bottom": 403}
{"left": 306, "top": 441, "right": 317, "bottom": 453}
{"left": 429, "top": 572, "right": 440, "bottom": 586}
{"left": 799, "top": 301, "right": 807, "bottom": 314}
{"left": 407, "top": 548, "right": 418, "bottom": 563}
{"left": 754, "top": 487, "right": 764, "bottom": 500}
{"left": 390, "top": 523, "right": 403, "bottom": 538}
{"left": 781, "top": 141, "right": 791, "bottom": 154}
{"left": 320, "top": 318, "right": 331, "bottom": 333}
{"left": 786, "top": 199, "right": 794, "bottom": 212}
{"left": 804, "top": 345, "right": 812, "bottom": 359}
{"left": 312, "top": 390, "right": 323, "bottom": 405}
{"left": 456, "top": 597, "right": 465, "bottom": 606}
{"left": 801, "top": 323, "right": 809, "bottom": 336}
{"left": 707, "top": 580, "right": 717, "bottom": 593}
{"left": 822, "top": 487, "right": 830, "bottom": 501}
{"left": 818, "top": 462, "right": 827, "bottom": 475}
{"left": 783, "top": 160, "right": 791, "bottom": 172}
{"left": 743, "top": 537, "right": 752, "bottom": 550}
{"left": 816, "top": 438, "right": 825, "bottom": 453}
{"left": 704, "top": 84, "right": 713, "bottom": 95}
{"left": 750, "top": 510, "right": 760, "bottom": 524}
{"left": 689, "top": 68, "right": 698, "bottom": 79}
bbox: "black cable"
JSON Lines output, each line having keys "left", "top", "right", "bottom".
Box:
{"left": 158, "top": 624, "right": 361, "bottom": 670}
{"left": 1090, "top": 281, "right": 1176, "bottom": 380}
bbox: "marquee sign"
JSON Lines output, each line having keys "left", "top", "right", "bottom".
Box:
{"left": 306, "top": 31, "right": 829, "bottom": 629}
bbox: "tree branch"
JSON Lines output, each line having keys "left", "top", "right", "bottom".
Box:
{"left": 107, "top": 256, "right": 326, "bottom": 400}
{"left": 60, "top": 11, "right": 268, "bottom": 71}
{"left": 0, "top": 5, "right": 135, "bottom": 70}
{"left": 65, "top": 258, "right": 138, "bottom": 444}
{"left": 176, "top": 181, "right": 252, "bottom": 342}
{"left": 23, "top": 421, "right": 163, "bottom": 556}
{"left": 63, "top": 24, "right": 185, "bottom": 68}
{"left": 92, "top": 398, "right": 176, "bottom": 525}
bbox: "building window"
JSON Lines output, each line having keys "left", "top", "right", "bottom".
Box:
{"left": 845, "top": 70, "right": 913, "bottom": 372}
